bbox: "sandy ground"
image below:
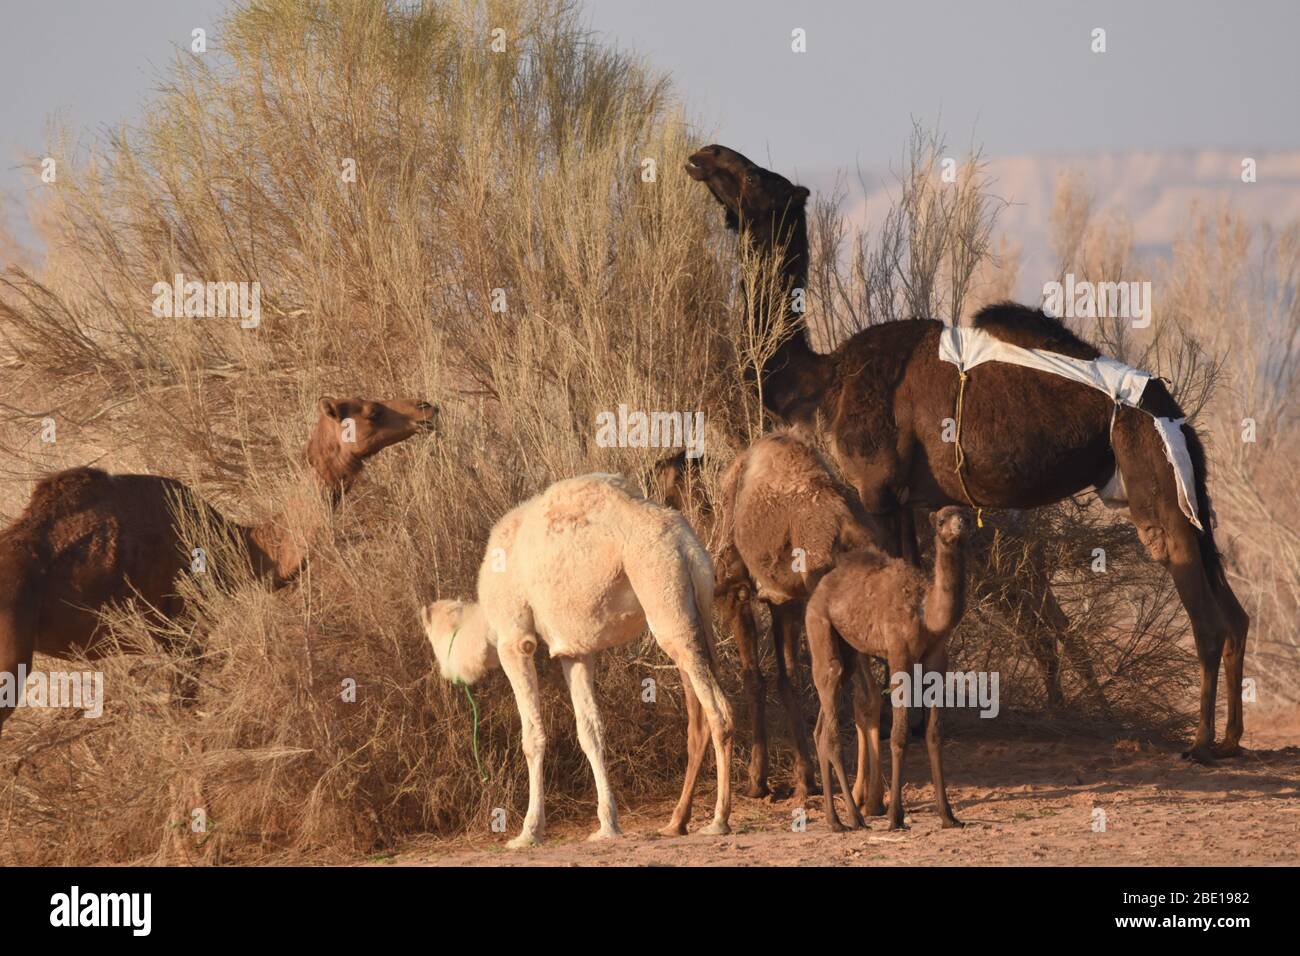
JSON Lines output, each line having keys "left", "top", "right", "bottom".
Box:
{"left": 382, "top": 708, "right": 1300, "bottom": 867}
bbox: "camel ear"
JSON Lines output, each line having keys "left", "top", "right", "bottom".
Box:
{"left": 792, "top": 186, "right": 810, "bottom": 203}
{"left": 318, "top": 396, "right": 342, "bottom": 420}
{"left": 929, "top": 510, "right": 939, "bottom": 530}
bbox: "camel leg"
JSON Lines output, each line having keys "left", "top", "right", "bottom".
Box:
{"left": 804, "top": 604, "right": 863, "bottom": 832}
{"left": 1020, "top": 532, "right": 1067, "bottom": 711}
{"left": 561, "top": 655, "right": 621, "bottom": 840}
{"left": 886, "top": 653, "right": 911, "bottom": 830}
{"left": 826, "top": 640, "right": 864, "bottom": 829}
{"left": 1115, "top": 414, "right": 1242, "bottom": 762}
{"left": 1019, "top": 620, "right": 1064, "bottom": 711}
{"left": 660, "top": 667, "right": 710, "bottom": 836}
{"left": 1165, "top": 552, "right": 1230, "bottom": 763}
{"left": 1131, "top": 502, "right": 1234, "bottom": 763}
{"left": 1213, "top": 579, "right": 1250, "bottom": 757}
{"left": 649, "top": 628, "right": 733, "bottom": 835}
{"left": 771, "top": 601, "right": 818, "bottom": 800}
{"left": 497, "top": 634, "right": 546, "bottom": 848}
{"left": 721, "top": 583, "right": 768, "bottom": 798}
{"left": 1058, "top": 624, "right": 1111, "bottom": 715}
{"left": 922, "top": 646, "right": 962, "bottom": 828}
{"left": 849, "top": 658, "right": 870, "bottom": 810}
{"left": 855, "top": 657, "right": 885, "bottom": 816}
{"left": 1171, "top": 547, "right": 1251, "bottom": 761}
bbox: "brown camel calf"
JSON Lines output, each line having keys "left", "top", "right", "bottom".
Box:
{"left": 804, "top": 506, "right": 975, "bottom": 831}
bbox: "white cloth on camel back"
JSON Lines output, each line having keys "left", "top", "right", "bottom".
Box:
{"left": 937, "top": 325, "right": 1203, "bottom": 531}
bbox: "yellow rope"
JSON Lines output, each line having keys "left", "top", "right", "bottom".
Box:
{"left": 952, "top": 369, "right": 985, "bottom": 528}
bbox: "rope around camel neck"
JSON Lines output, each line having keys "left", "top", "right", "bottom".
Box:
{"left": 446, "top": 626, "right": 488, "bottom": 782}
{"left": 952, "top": 369, "right": 985, "bottom": 528}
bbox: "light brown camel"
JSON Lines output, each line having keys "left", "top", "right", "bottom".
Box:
{"left": 716, "top": 432, "right": 885, "bottom": 805}
{"left": 686, "top": 144, "right": 1249, "bottom": 763}
{"left": 805, "top": 506, "right": 975, "bottom": 832}
{"left": 423, "top": 474, "right": 733, "bottom": 848}
{"left": 0, "top": 396, "right": 438, "bottom": 736}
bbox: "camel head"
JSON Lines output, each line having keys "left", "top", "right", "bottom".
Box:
{"left": 421, "top": 599, "right": 499, "bottom": 686}
{"left": 305, "top": 396, "right": 438, "bottom": 490}
{"left": 931, "top": 506, "right": 976, "bottom": 547}
{"left": 685, "top": 144, "right": 810, "bottom": 234}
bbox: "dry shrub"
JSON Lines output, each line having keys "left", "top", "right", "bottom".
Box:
{"left": 806, "top": 122, "right": 1007, "bottom": 343}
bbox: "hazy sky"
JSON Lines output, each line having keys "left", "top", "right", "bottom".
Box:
{"left": 2, "top": 0, "right": 1298, "bottom": 242}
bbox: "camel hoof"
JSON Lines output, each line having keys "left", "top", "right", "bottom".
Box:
{"left": 744, "top": 782, "right": 770, "bottom": 799}
{"left": 506, "top": 832, "right": 542, "bottom": 850}
{"left": 794, "top": 780, "right": 822, "bottom": 800}
{"left": 700, "top": 819, "right": 731, "bottom": 836}
{"left": 1180, "top": 745, "right": 1216, "bottom": 765}
{"left": 1211, "top": 742, "right": 1243, "bottom": 759}
{"left": 588, "top": 826, "right": 622, "bottom": 842}
{"left": 887, "top": 815, "right": 909, "bottom": 832}
{"left": 941, "top": 816, "right": 965, "bottom": 830}
{"left": 657, "top": 821, "right": 689, "bottom": 837}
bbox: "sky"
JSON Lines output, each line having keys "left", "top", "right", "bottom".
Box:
{"left": 2, "top": 0, "right": 1298, "bottom": 244}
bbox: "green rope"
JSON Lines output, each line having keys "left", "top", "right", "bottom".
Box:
{"left": 447, "top": 627, "right": 488, "bottom": 782}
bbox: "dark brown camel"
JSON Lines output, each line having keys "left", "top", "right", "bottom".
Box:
{"left": 0, "top": 397, "right": 437, "bottom": 737}
{"left": 686, "top": 144, "right": 1249, "bottom": 763}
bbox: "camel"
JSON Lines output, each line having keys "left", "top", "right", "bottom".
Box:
{"left": 0, "top": 396, "right": 438, "bottom": 737}
{"left": 686, "top": 144, "right": 1249, "bottom": 763}
{"left": 716, "top": 432, "right": 885, "bottom": 807}
{"left": 805, "top": 506, "right": 975, "bottom": 832}
{"left": 421, "top": 473, "right": 733, "bottom": 848}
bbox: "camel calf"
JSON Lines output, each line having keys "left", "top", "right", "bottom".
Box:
{"left": 422, "top": 473, "right": 732, "bottom": 848}
{"left": 805, "top": 506, "right": 974, "bottom": 831}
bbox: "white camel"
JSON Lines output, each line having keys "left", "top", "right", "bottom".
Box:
{"left": 421, "top": 473, "right": 733, "bottom": 848}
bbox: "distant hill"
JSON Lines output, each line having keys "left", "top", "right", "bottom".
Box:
{"left": 801, "top": 150, "right": 1300, "bottom": 303}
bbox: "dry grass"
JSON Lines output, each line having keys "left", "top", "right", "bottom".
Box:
{"left": 0, "top": 0, "right": 1294, "bottom": 865}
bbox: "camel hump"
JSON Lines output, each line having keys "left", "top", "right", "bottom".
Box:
{"left": 21, "top": 467, "right": 115, "bottom": 522}
{"left": 971, "top": 302, "right": 1100, "bottom": 359}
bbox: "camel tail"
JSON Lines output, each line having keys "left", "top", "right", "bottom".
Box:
{"left": 1179, "top": 420, "right": 1230, "bottom": 590}
{"left": 686, "top": 542, "right": 721, "bottom": 676}
{"left": 1139, "top": 378, "right": 1229, "bottom": 592}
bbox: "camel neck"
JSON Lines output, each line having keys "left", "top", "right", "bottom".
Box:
{"left": 744, "top": 212, "right": 829, "bottom": 427}
{"left": 243, "top": 443, "right": 361, "bottom": 588}
{"left": 923, "top": 540, "right": 967, "bottom": 638}
{"left": 445, "top": 604, "right": 498, "bottom": 685}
